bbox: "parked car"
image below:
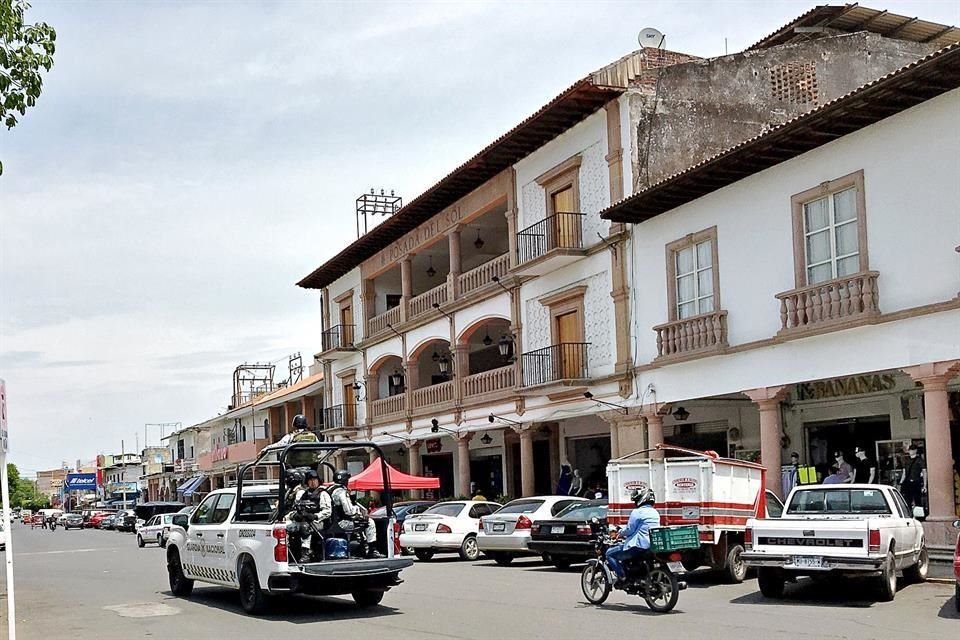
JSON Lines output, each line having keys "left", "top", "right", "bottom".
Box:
{"left": 370, "top": 500, "right": 435, "bottom": 556}
{"left": 86, "top": 511, "right": 113, "bottom": 528}
{"left": 400, "top": 501, "right": 501, "bottom": 561}
{"left": 137, "top": 513, "right": 180, "bottom": 548}
{"left": 115, "top": 509, "right": 138, "bottom": 532}
{"left": 133, "top": 502, "right": 187, "bottom": 531}
{"left": 63, "top": 513, "right": 84, "bottom": 530}
{"left": 0, "top": 523, "right": 6, "bottom": 551}
{"left": 744, "top": 484, "right": 927, "bottom": 601}
{"left": 527, "top": 500, "right": 607, "bottom": 570}
{"left": 953, "top": 518, "right": 960, "bottom": 613}
{"left": 478, "top": 496, "right": 588, "bottom": 565}
{"left": 98, "top": 514, "right": 118, "bottom": 530}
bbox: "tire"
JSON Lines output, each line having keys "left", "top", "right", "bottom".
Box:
{"left": 238, "top": 560, "right": 269, "bottom": 615}
{"left": 580, "top": 562, "right": 611, "bottom": 605}
{"left": 459, "top": 536, "right": 480, "bottom": 561}
{"left": 725, "top": 544, "right": 747, "bottom": 584}
{"left": 352, "top": 589, "right": 385, "bottom": 608}
{"left": 552, "top": 557, "right": 573, "bottom": 571}
{"left": 877, "top": 551, "right": 897, "bottom": 602}
{"left": 137, "top": 535, "right": 145, "bottom": 548}
{"left": 159, "top": 535, "right": 167, "bottom": 549}
{"left": 167, "top": 549, "right": 194, "bottom": 597}
{"left": 540, "top": 553, "right": 552, "bottom": 565}
{"left": 414, "top": 549, "right": 435, "bottom": 562}
{"left": 644, "top": 564, "right": 680, "bottom": 613}
{"left": 955, "top": 584, "right": 959, "bottom": 613}
{"left": 492, "top": 553, "right": 514, "bottom": 566}
{"left": 902, "top": 545, "right": 928, "bottom": 583}
{"left": 757, "top": 567, "right": 785, "bottom": 599}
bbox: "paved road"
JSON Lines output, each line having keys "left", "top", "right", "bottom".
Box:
{"left": 1, "top": 522, "right": 956, "bottom": 639}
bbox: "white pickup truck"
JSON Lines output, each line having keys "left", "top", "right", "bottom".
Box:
{"left": 743, "top": 484, "right": 928, "bottom": 601}
{"left": 165, "top": 442, "right": 413, "bottom": 615}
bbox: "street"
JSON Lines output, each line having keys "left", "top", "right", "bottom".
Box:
{"left": 0, "top": 522, "right": 955, "bottom": 639}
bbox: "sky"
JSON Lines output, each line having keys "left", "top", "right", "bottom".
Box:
{"left": 2, "top": 0, "right": 958, "bottom": 476}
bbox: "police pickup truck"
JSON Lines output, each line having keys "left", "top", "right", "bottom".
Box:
{"left": 743, "top": 484, "right": 928, "bottom": 601}
{"left": 165, "top": 441, "right": 413, "bottom": 615}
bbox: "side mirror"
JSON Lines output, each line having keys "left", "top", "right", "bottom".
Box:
{"left": 590, "top": 517, "right": 600, "bottom": 525}
{"left": 953, "top": 519, "right": 960, "bottom": 529}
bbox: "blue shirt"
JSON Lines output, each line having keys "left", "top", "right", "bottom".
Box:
{"left": 621, "top": 505, "right": 661, "bottom": 550}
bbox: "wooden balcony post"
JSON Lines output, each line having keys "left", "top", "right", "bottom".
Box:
{"left": 448, "top": 226, "right": 462, "bottom": 299}
{"left": 400, "top": 255, "right": 413, "bottom": 324}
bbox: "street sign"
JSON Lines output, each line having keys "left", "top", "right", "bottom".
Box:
{"left": 1, "top": 378, "right": 8, "bottom": 453}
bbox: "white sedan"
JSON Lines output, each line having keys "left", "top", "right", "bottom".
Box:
{"left": 137, "top": 513, "right": 179, "bottom": 548}
{"left": 400, "top": 501, "right": 501, "bottom": 561}
{"left": 477, "top": 496, "right": 588, "bottom": 566}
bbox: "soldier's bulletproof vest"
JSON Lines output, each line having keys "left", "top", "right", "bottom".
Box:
{"left": 286, "top": 430, "right": 319, "bottom": 467}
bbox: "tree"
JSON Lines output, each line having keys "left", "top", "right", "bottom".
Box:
{"left": 0, "top": 0, "right": 56, "bottom": 175}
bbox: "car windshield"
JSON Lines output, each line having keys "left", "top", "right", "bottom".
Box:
{"left": 495, "top": 499, "right": 545, "bottom": 515}
{"left": 787, "top": 489, "right": 891, "bottom": 515}
{"left": 423, "top": 503, "right": 465, "bottom": 517}
{"left": 555, "top": 502, "right": 607, "bottom": 521}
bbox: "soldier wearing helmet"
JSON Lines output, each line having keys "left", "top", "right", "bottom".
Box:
{"left": 605, "top": 487, "right": 661, "bottom": 584}
{"left": 328, "top": 469, "right": 381, "bottom": 559}
{"left": 285, "top": 468, "right": 332, "bottom": 562}
{"left": 278, "top": 414, "right": 320, "bottom": 468}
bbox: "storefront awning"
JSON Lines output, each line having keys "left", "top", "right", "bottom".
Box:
{"left": 176, "top": 475, "right": 204, "bottom": 496}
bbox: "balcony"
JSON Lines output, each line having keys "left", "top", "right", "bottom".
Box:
{"left": 409, "top": 283, "right": 448, "bottom": 319}
{"left": 368, "top": 306, "right": 401, "bottom": 337}
{"left": 776, "top": 271, "right": 880, "bottom": 334}
{"left": 323, "top": 404, "right": 358, "bottom": 430}
{"left": 514, "top": 213, "right": 586, "bottom": 276}
{"left": 521, "top": 343, "right": 590, "bottom": 387}
{"left": 464, "top": 365, "right": 515, "bottom": 397}
{"left": 458, "top": 253, "right": 510, "bottom": 296}
{"left": 370, "top": 394, "right": 405, "bottom": 421}
{"left": 411, "top": 380, "right": 455, "bottom": 410}
{"left": 654, "top": 311, "right": 728, "bottom": 360}
{"left": 320, "top": 324, "right": 356, "bottom": 354}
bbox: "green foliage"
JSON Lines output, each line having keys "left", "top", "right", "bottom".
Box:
{"left": 0, "top": 0, "right": 56, "bottom": 175}
{"left": 4, "top": 462, "right": 47, "bottom": 508}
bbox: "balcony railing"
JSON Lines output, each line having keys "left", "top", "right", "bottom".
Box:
{"left": 371, "top": 394, "right": 405, "bottom": 420}
{"left": 654, "top": 311, "right": 728, "bottom": 359}
{"left": 521, "top": 343, "right": 590, "bottom": 386}
{"left": 412, "top": 380, "right": 455, "bottom": 408}
{"left": 321, "top": 324, "right": 356, "bottom": 352}
{"left": 459, "top": 253, "right": 510, "bottom": 296}
{"left": 409, "top": 283, "right": 448, "bottom": 318}
{"left": 368, "top": 305, "right": 401, "bottom": 336}
{"left": 464, "top": 365, "right": 515, "bottom": 397}
{"left": 322, "top": 404, "right": 358, "bottom": 430}
{"left": 776, "top": 271, "right": 880, "bottom": 332}
{"left": 516, "top": 212, "right": 585, "bottom": 265}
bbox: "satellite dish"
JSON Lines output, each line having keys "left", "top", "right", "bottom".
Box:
{"left": 638, "top": 27, "right": 665, "bottom": 49}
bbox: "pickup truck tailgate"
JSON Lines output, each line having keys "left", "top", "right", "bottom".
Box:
{"left": 751, "top": 519, "right": 868, "bottom": 558}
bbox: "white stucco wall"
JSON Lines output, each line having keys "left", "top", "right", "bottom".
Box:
{"left": 628, "top": 89, "right": 960, "bottom": 404}
{"left": 453, "top": 294, "right": 511, "bottom": 343}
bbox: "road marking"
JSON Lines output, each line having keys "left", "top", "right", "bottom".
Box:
{"left": 103, "top": 602, "right": 180, "bottom": 618}
{"left": 17, "top": 548, "right": 115, "bottom": 556}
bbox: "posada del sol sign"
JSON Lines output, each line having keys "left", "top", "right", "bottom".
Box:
{"left": 796, "top": 374, "right": 896, "bottom": 401}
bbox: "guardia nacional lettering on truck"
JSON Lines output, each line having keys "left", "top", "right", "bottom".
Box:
{"left": 164, "top": 441, "right": 413, "bottom": 615}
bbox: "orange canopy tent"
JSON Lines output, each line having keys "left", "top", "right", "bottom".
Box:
{"left": 348, "top": 461, "right": 440, "bottom": 491}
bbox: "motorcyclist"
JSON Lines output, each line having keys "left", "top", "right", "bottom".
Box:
{"left": 328, "top": 470, "right": 381, "bottom": 559}
{"left": 278, "top": 414, "right": 320, "bottom": 468}
{"left": 605, "top": 487, "right": 660, "bottom": 585}
{"left": 286, "top": 468, "right": 332, "bottom": 563}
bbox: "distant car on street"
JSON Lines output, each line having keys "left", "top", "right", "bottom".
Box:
{"left": 527, "top": 500, "right": 608, "bottom": 570}
{"left": 400, "top": 500, "right": 500, "bottom": 561}
{"left": 100, "top": 514, "right": 119, "bottom": 530}
{"left": 115, "top": 509, "right": 138, "bottom": 532}
{"left": 478, "top": 496, "right": 588, "bottom": 566}
{"left": 138, "top": 514, "right": 179, "bottom": 548}
{"left": 86, "top": 511, "right": 112, "bottom": 528}
{"left": 0, "top": 523, "right": 6, "bottom": 551}
{"left": 63, "top": 513, "right": 84, "bottom": 530}
{"left": 370, "top": 500, "right": 435, "bottom": 556}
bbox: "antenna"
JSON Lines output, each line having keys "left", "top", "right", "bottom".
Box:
{"left": 638, "top": 27, "right": 665, "bottom": 50}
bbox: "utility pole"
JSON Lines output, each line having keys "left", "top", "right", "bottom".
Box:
{"left": 121, "top": 439, "right": 126, "bottom": 508}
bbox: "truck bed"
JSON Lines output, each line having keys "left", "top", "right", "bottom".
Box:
{"left": 269, "top": 557, "right": 414, "bottom": 596}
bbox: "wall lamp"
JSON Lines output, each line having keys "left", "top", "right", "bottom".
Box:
{"left": 385, "top": 323, "right": 403, "bottom": 338}
{"left": 583, "top": 391, "right": 629, "bottom": 415}
{"left": 430, "top": 418, "right": 459, "bottom": 436}
{"left": 488, "top": 413, "right": 522, "bottom": 427}
{"left": 491, "top": 275, "right": 513, "bottom": 293}
{"left": 431, "top": 302, "right": 454, "bottom": 320}
{"left": 351, "top": 380, "right": 366, "bottom": 401}
{"left": 480, "top": 433, "right": 493, "bottom": 445}
{"left": 672, "top": 406, "right": 690, "bottom": 422}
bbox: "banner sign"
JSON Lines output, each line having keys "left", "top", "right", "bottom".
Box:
{"left": 107, "top": 481, "right": 139, "bottom": 494}
{"left": 65, "top": 473, "right": 98, "bottom": 491}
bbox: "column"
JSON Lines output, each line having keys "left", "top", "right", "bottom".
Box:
{"left": 519, "top": 427, "right": 535, "bottom": 497}
{"left": 404, "top": 359, "right": 418, "bottom": 416}
{"left": 400, "top": 255, "right": 413, "bottom": 323}
{"left": 643, "top": 410, "right": 665, "bottom": 459}
{"left": 505, "top": 169, "right": 519, "bottom": 268}
{"left": 300, "top": 395, "right": 316, "bottom": 431}
{"left": 408, "top": 440, "right": 423, "bottom": 500}
{"left": 321, "top": 286, "right": 331, "bottom": 337}
{"left": 745, "top": 386, "right": 789, "bottom": 499}
{"left": 457, "top": 433, "right": 473, "bottom": 498}
{"left": 361, "top": 278, "right": 376, "bottom": 338}
{"left": 905, "top": 361, "right": 960, "bottom": 521}
{"left": 453, "top": 343, "right": 469, "bottom": 407}
{"left": 609, "top": 418, "right": 621, "bottom": 459}
{"left": 448, "top": 227, "right": 462, "bottom": 298}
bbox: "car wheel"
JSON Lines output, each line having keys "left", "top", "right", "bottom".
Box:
{"left": 725, "top": 544, "right": 747, "bottom": 584}
{"left": 553, "top": 557, "right": 573, "bottom": 571}
{"left": 238, "top": 560, "right": 270, "bottom": 615}
{"left": 414, "top": 549, "right": 435, "bottom": 562}
{"left": 757, "top": 567, "right": 785, "bottom": 599}
{"left": 137, "top": 535, "right": 145, "bottom": 548}
{"left": 459, "top": 536, "right": 480, "bottom": 561}
{"left": 352, "top": 589, "right": 385, "bottom": 608}
{"left": 159, "top": 534, "right": 167, "bottom": 549}
{"left": 902, "top": 545, "right": 927, "bottom": 583}
{"left": 877, "top": 551, "right": 897, "bottom": 602}
{"left": 492, "top": 553, "right": 513, "bottom": 566}
{"left": 167, "top": 549, "right": 194, "bottom": 597}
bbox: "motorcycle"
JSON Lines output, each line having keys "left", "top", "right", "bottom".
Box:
{"left": 48, "top": 519, "right": 57, "bottom": 531}
{"left": 580, "top": 518, "right": 685, "bottom": 613}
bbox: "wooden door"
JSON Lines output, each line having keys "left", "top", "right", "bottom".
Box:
{"left": 551, "top": 186, "right": 578, "bottom": 249}
{"left": 342, "top": 382, "right": 356, "bottom": 427}
{"left": 340, "top": 305, "right": 354, "bottom": 345}
{"left": 555, "top": 310, "right": 582, "bottom": 379}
